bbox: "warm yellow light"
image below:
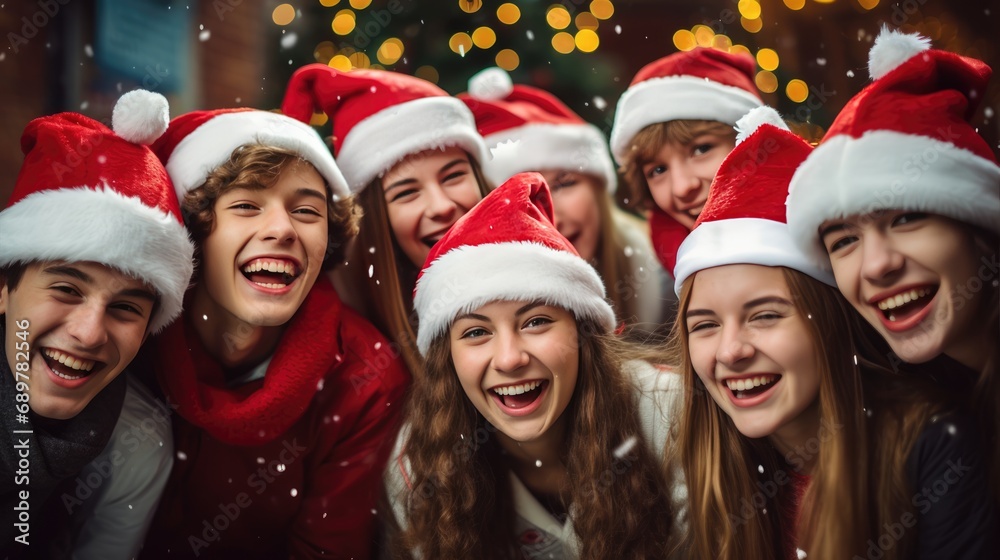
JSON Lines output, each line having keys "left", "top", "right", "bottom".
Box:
{"left": 328, "top": 54, "right": 352, "bottom": 71}
{"left": 783, "top": 0, "right": 805, "bottom": 9}
{"left": 590, "top": 0, "right": 614, "bottom": 20}
{"left": 552, "top": 31, "right": 575, "bottom": 54}
{"left": 673, "top": 29, "right": 697, "bottom": 51}
{"left": 497, "top": 3, "right": 520, "bottom": 24}
{"left": 712, "top": 34, "right": 732, "bottom": 50}
{"left": 309, "top": 112, "right": 329, "bottom": 126}
{"left": 349, "top": 0, "right": 371, "bottom": 9}
{"left": 754, "top": 70, "right": 778, "bottom": 93}
{"left": 693, "top": 25, "right": 715, "bottom": 47}
{"left": 857, "top": 0, "right": 879, "bottom": 9}
{"left": 377, "top": 38, "right": 404, "bottom": 65}
{"left": 313, "top": 41, "right": 336, "bottom": 63}
{"left": 332, "top": 10, "right": 356, "bottom": 35}
{"left": 813, "top": 0, "right": 836, "bottom": 4}
{"left": 496, "top": 48, "right": 520, "bottom": 70}
{"left": 729, "top": 44, "right": 752, "bottom": 57}
{"left": 319, "top": 0, "right": 340, "bottom": 7}
{"left": 472, "top": 26, "right": 497, "bottom": 49}
{"left": 272, "top": 4, "right": 296, "bottom": 26}
{"left": 786, "top": 79, "right": 809, "bottom": 102}
{"left": 575, "top": 29, "right": 599, "bottom": 52}
{"left": 449, "top": 32, "right": 473, "bottom": 55}
{"left": 547, "top": 6, "right": 571, "bottom": 30}
{"left": 458, "top": 0, "right": 482, "bottom": 14}
{"left": 415, "top": 65, "right": 440, "bottom": 84}
{"left": 576, "top": 12, "right": 599, "bottom": 31}
{"left": 738, "top": 0, "right": 761, "bottom": 20}
{"left": 756, "top": 48, "right": 779, "bottom": 71}
{"left": 741, "top": 17, "right": 763, "bottom": 33}
{"left": 349, "top": 52, "right": 371, "bottom": 69}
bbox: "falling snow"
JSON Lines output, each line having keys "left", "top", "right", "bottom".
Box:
{"left": 797, "top": 548, "right": 807, "bottom": 559}
{"left": 277, "top": 463, "right": 287, "bottom": 472}
{"left": 257, "top": 457, "right": 266, "bottom": 464}
{"left": 291, "top": 488, "right": 298, "bottom": 497}
{"left": 615, "top": 25, "right": 622, "bottom": 34}
{"left": 985, "top": 107, "right": 994, "bottom": 119}
{"left": 177, "top": 451, "right": 188, "bottom": 461}
{"left": 84, "top": 44, "right": 93, "bottom": 57}
{"left": 816, "top": 58, "right": 826, "bottom": 66}
{"left": 846, "top": 70, "right": 855, "bottom": 78}
{"left": 526, "top": 30, "right": 534, "bottom": 40}
{"left": 947, "top": 424, "right": 957, "bottom": 435}
{"left": 199, "top": 30, "right": 211, "bottom": 42}
{"left": 375, "top": 342, "right": 382, "bottom": 350}
{"left": 317, "top": 379, "right": 325, "bottom": 391}
{"left": 281, "top": 32, "right": 298, "bottom": 49}
{"left": 613, "top": 435, "right": 638, "bottom": 459}
{"left": 623, "top": 246, "right": 634, "bottom": 257}
{"left": 593, "top": 96, "right": 607, "bottom": 110}
{"left": 535, "top": 460, "right": 543, "bottom": 467}
{"left": 80, "top": 101, "right": 89, "bottom": 110}
{"left": 758, "top": 464, "right": 764, "bottom": 474}
{"left": 368, "top": 264, "right": 374, "bottom": 278}
{"left": 97, "top": 155, "right": 107, "bottom": 164}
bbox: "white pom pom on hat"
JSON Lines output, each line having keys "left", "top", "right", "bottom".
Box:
{"left": 467, "top": 67, "right": 515, "bottom": 101}
{"left": 112, "top": 89, "right": 170, "bottom": 145}
{"left": 734, "top": 106, "right": 788, "bottom": 146}
{"left": 868, "top": 25, "right": 932, "bottom": 80}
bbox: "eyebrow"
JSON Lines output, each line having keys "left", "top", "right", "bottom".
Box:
{"left": 452, "top": 301, "right": 546, "bottom": 324}
{"left": 685, "top": 296, "right": 793, "bottom": 319}
{"left": 295, "top": 187, "right": 327, "bottom": 203}
{"left": 43, "top": 265, "right": 157, "bottom": 302}
{"left": 818, "top": 223, "right": 847, "bottom": 239}
{"left": 384, "top": 158, "right": 470, "bottom": 195}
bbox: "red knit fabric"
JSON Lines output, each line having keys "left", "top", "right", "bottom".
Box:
{"left": 458, "top": 84, "right": 585, "bottom": 137}
{"left": 777, "top": 469, "right": 812, "bottom": 560}
{"left": 629, "top": 47, "right": 759, "bottom": 97}
{"left": 649, "top": 207, "right": 688, "bottom": 275}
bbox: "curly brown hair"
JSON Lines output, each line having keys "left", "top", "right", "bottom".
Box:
{"left": 392, "top": 317, "right": 676, "bottom": 559}
{"left": 182, "top": 144, "right": 361, "bottom": 269}
{"left": 619, "top": 120, "right": 736, "bottom": 210}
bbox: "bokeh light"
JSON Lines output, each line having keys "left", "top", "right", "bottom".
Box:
{"left": 552, "top": 32, "right": 575, "bottom": 54}
{"left": 590, "top": 0, "right": 614, "bottom": 20}
{"left": 575, "top": 29, "right": 599, "bottom": 52}
{"left": 472, "top": 27, "right": 497, "bottom": 49}
{"left": 458, "top": 0, "right": 482, "bottom": 13}
{"left": 332, "top": 10, "right": 356, "bottom": 35}
{"left": 755, "top": 70, "right": 778, "bottom": 93}
{"left": 377, "top": 38, "right": 404, "bottom": 65}
{"left": 786, "top": 79, "right": 809, "bottom": 102}
{"left": 497, "top": 3, "right": 521, "bottom": 24}
{"left": 756, "top": 48, "right": 779, "bottom": 71}
{"left": 449, "top": 32, "right": 473, "bottom": 55}
{"left": 272, "top": 4, "right": 295, "bottom": 26}
{"left": 496, "top": 48, "right": 520, "bottom": 70}
{"left": 673, "top": 29, "right": 696, "bottom": 51}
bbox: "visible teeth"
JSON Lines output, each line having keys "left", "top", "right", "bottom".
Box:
{"left": 42, "top": 349, "right": 95, "bottom": 372}
{"left": 492, "top": 380, "right": 542, "bottom": 396}
{"left": 725, "top": 375, "right": 777, "bottom": 392}
{"left": 241, "top": 259, "right": 297, "bottom": 276}
{"left": 253, "top": 282, "right": 287, "bottom": 289}
{"left": 877, "top": 288, "right": 931, "bottom": 311}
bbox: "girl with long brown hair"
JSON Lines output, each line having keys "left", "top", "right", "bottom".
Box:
{"left": 282, "top": 64, "right": 492, "bottom": 374}
{"left": 385, "top": 173, "right": 683, "bottom": 559}
{"left": 787, "top": 29, "right": 1000, "bottom": 500}
{"left": 457, "top": 68, "right": 673, "bottom": 336}
{"left": 674, "top": 106, "right": 996, "bottom": 559}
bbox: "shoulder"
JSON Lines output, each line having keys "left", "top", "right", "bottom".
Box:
{"left": 104, "top": 375, "right": 174, "bottom": 469}
{"left": 623, "top": 360, "right": 683, "bottom": 458}
{"left": 328, "top": 304, "right": 412, "bottom": 397}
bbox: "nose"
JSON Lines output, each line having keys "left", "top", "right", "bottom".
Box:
{"left": 716, "top": 325, "right": 754, "bottom": 369}
{"left": 669, "top": 162, "right": 702, "bottom": 203}
{"left": 859, "top": 231, "right": 904, "bottom": 284}
{"left": 424, "top": 184, "right": 459, "bottom": 222}
{"left": 260, "top": 207, "right": 298, "bottom": 244}
{"left": 65, "top": 302, "right": 110, "bottom": 349}
{"left": 492, "top": 330, "right": 530, "bottom": 374}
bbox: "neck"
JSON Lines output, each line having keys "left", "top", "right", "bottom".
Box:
{"left": 767, "top": 400, "right": 822, "bottom": 475}
{"left": 497, "top": 415, "right": 569, "bottom": 490}
{"left": 946, "top": 324, "right": 996, "bottom": 374}
{"left": 189, "top": 283, "right": 284, "bottom": 372}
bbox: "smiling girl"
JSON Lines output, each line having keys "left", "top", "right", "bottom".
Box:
{"left": 282, "top": 65, "right": 491, "bottom": 374}
{"left": 457, "top": 68, "right": 672, "bottom": 336}
{"left": 674, "top": 106, "right": 996, "bottom": 559}
{"left": 787, "top": 29, "right": 1000, "bottom": 497}
{"left": 385, "top": 173, "right": 684, "bottom": 559}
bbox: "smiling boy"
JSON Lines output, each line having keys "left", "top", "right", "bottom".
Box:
{"left": 0, "top": 91, "right": 194, "bottom": 556}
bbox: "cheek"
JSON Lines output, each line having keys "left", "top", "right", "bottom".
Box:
{"left": 452, "top": 180, "right": 483, "bottom": 213}
{"left": 386, "top": 205, "right": 419, "bottom": 243}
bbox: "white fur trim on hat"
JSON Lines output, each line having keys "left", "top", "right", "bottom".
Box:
{"left": 0, "top": 187, "right": 195, "bottom": 333}
{"left": 786, "top": 130, "right": 1000, "bottom": 267}
{"left": 165, "top": 111, "right": 349, "bottom": 200}
{"left": 734, "top": 106, "right": 789, "bottom": 146}
{"left": 336, "top": 96, "right": 488, "bottom": 192}
{"left": 414, "top": 241, "right": 616, "bottom": 354}
{"left": 482, "top": 123, "right": 618, "bottom": 193}
{"left": 673, "top": 218, "right": 836, "bottom": 295}
{"left": 609, "top": 75, "right": 761, "bottom": 164}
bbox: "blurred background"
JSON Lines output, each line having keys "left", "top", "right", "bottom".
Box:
{"left": 1, "top": 0, "right": 997, "bottom": 204}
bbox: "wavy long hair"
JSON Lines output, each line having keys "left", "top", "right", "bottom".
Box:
{"left": 673, "top": 267, "right": 947, "bottom": 560}
{"left": 392, "top": 317, "right": 675, "bottom": 559}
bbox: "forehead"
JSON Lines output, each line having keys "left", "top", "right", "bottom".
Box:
{"left": 384, "top": 146, "right": 470, "bottom": 181}
{"left": 689, "top": 265, "right": 789, "bottom": 305}
{"left": 27, "top": 261, "right": 154, "bottom": 293}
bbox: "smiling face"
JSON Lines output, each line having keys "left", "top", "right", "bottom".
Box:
{"left": 641, "top": 133, "right": 734, "bottom": 229}
{"left": 196, "top": 160, "right": 329, "bottom": 329}
{"left": 820, "top": 211, "right": 989, "bottom": 367}
{"left": 538, "top": 170, "right": 603, "bottom": 262}
{"left": 382, "top": 147, "right": 484, "bottom": 268}
{"left": 449, "top": 301, "right": 579, "bottom": 445}
{"left": 1, "top": 261, "right": 155, "bottom": 420}
{"left": 685, "top": 264, "right": 820, "bottom": 441}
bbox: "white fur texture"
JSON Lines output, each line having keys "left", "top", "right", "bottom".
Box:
{"left": 869, "top": 27, "right": 931, "bottom": 81}
{"left": 468, "top": 67, "right": 514, "bottom": 101}
{"left": 112, "top": 89, "right": 170, "bottom": 145}
{"left": 482, "top": 122, "right": 618, "bottom": 192}
{"left": 0, "top": 187, "right": 195, "bottom": 333}
{"left": 734, "top": 106, "right": 789, "bottom": 146}
{"left": 413, "top": 241, "right": 616, "bottom": 354}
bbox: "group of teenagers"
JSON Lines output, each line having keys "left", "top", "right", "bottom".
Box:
{"left": 0, "top": 26, "right": 998, "bottom": 559}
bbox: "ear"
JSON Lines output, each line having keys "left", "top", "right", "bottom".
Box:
{"left": 0, "top": 281, "right": 8, "bottom": 316}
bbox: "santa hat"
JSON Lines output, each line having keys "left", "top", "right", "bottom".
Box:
{"left": 282, "top": 64, "right": 487, "bottom": 193}
{"left": 609, "top": 47, "right": 762, "bottom": 164}
{"left": 458, "top": 67, "right": 618, "bottom": 192}
{"left": 673, "top": 106, "right": 835, "bottom": 294}
{"left": 787, "top": 28, "right": 1000, "bottom": 265}
{"left": 413, "top": 172, "right": 616, "bottom": 355}
{"left": 151, "top": 107, "right": 349, "bottom": 202}
{"left": 0, "top": 90, "right": 194, "bottom": 333}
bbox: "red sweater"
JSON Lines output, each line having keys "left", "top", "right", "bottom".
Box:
{"left": 141, "top": 278, "right": 410, "bottom": 559}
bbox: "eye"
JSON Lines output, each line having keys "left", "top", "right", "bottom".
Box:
{"left": 388, "top": 188, "right": 419, "bottom": 203}
{"left": 750, "top": 312, "right": 781, "bottom": 323}
{"left": 228, "top": 202, "right": 260, "bottom": 214}
{"left": 643, "top": 165, "right": 666, "bottom": 180}
{"left": 687, "top": 320, "right": 718, "bottom": 333}
{"left": 825, "top": 234, "right": 858, "bottom": 254}
{"left": 692, "top": 143, "right": 715, "bottom": 156}
{"left": 460, "top": 327, "right": 490, "bottom": 340}
{"left": 111, "top": 302, "right": 147, "bottom": 317}
{"left": 891, "top": 212, "right": 927, "bottom": 227}
{"left": 292, "top": 206, "right": 324, "bottom": 217}
{"left": 442, "top": 170, "right": 469, "bottom": 184}
{"left": 52, "top": 285, "right": 82, "bottom": 297}
{"left": 523, "top": 316, "right": 553, "bottom": 329}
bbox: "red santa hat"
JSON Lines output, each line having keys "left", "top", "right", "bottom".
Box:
{"left": 413, "top": 172, "right": 616, "bottom": 355}
{"left": 458, "top": 67, "right": 618, "bottom": 192}
{"left": 673, "top": 106, "right": 835, "bottom": 294}
{"left": 0, "top": 90, "right": 194, "bottom": 333}
{"left": 787, "top": 28, "right": 1000, "bottom": 264}
{"left": 281, "top": 64, "right": 487, "bottom": 193}
{"left": 151, "top": 107, "right": 350, "bottom": 201}
{"left": 609, "top": 47, "right": 762, "bottom": 164}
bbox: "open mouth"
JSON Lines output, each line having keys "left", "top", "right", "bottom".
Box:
{"left": 490, "top": 380, "right": 548, "bottom": 410}
{"left": 421, "top": 233, "right": 447, "bottom": 250}
{"left": 41, "top": 348, "right": 100, "bottom": 381}
{"left": 725, "top": 374, "right": 780, "bottom": 400}
{"left": 874, "top": 286, "right": 936, "bottom": 323}
{"left": 241, "top": 258, "right": 301, "bottom": 289}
